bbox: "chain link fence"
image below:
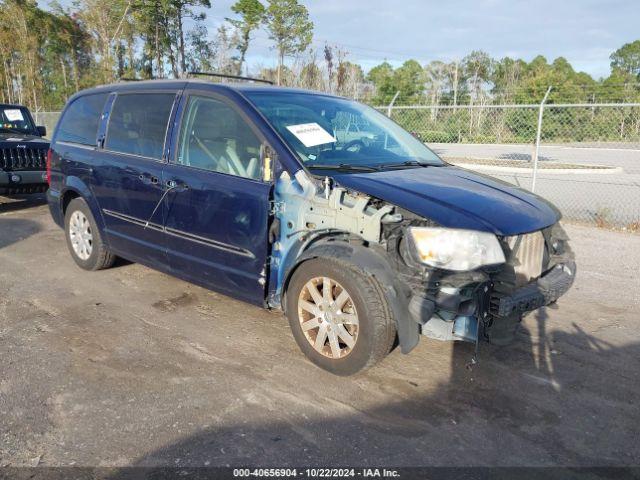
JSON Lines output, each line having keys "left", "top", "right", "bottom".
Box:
{"left": 30, "top": 104, "right": 640, "bottom": 230}
{"left": 32, "top": 111, "right": 62, "bottom": 139}
{"left": 379, "top": 103, "right": 640, "bottom": 230}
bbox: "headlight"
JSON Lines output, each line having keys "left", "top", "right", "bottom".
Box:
{"left": 407, "top": 227, "right": 505, "bottom": 271}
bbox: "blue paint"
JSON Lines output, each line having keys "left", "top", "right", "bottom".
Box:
{"left": 268, "top": 172, "right": 317, "bottom": 306}
{"left": 48, "top": 79, "right": 566, "bottom": 313}
{"left": 452, "top": 315, "right": 479, "bottom": 343}
{"left": 333, "top": 166, "right": 560, "bottom": 236}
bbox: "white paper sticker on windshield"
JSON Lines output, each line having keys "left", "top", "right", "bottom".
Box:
{"left": 4, "top": 109, "right": 24, "bottom": 122}
{"left": 286, "top": 123, "right": 336, "bottom": 148}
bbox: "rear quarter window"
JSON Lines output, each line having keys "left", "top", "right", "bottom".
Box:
{"left": 56, "top": 93, "right": 108, "bottom": 145}
{"left": 105, "top": 93, "right": 175, "bottom": 160}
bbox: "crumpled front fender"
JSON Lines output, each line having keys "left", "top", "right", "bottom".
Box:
{"left": 283, "top": 239, "right": 420, "bottom": 354}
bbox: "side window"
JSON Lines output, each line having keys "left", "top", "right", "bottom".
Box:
{"left": 57, "top": 93, "right": 108, "bottom": 145}
{"left": 176, "top": 96, "right": 262, "bottom": 180}
{"left": 105, "top": 93, "right": 175, "bottom": 159}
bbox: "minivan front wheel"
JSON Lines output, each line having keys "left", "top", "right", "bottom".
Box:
{"left": 64, "top": 198, "right": 116, "bottom": 271}
{"left": 286, "top": 257, "right": 396, "bottom": 375}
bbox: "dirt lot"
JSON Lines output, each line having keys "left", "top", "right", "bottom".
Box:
{"left": 1, "top": 194, "right": 639, "bottom": 468}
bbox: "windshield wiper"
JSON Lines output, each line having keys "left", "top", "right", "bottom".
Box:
{"left": 307, "top": 163, "right": 380, "bottom": 172}
{"left": 381, "top": 160, "right": 440, "bottom": 169}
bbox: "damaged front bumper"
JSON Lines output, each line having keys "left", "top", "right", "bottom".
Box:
{"left": 491, "top": 261, "right": 576, "bottom": 318}
{"left": 404, "top": 223, "right": 575, "bottom": 345}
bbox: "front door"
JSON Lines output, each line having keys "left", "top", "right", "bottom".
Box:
{"left": 163, "top": 93, "right": 271, "bottom": 305}
{"left": 93, "top": 91, "right": 177, "bottom": 266}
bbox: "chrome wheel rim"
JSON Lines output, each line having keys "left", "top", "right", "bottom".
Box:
{"left": 69, "top": 211, "right": 93, "bottom": 260}
{"left": 298, "top": 276, "right": 359, "bottom": 359}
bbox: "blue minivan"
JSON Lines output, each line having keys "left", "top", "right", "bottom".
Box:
{"left": 47, "top": 79, "right": 575, "bottom": 375}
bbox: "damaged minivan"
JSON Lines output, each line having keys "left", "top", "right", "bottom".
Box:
{"left": 47, "top": 78, "right": 576, "bottom": 375}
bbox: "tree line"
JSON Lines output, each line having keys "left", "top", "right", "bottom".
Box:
{"left": 0, "top": 0, "right": 639, "bottom": 111}
{"left": 0, "top": 0, "right": 318, "bottom": 110}
{"left": 368, "top": 44, "right": 640, "bottom": 106}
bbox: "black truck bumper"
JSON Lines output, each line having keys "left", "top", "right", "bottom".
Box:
{"left": 0, "top": 170, "right": 48, "bottom": 194}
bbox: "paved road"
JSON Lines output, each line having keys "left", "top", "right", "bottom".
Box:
{"left": 1, "top": 196, "right": 639, "bottom": 469}
{"left": 430, "top": 143, "right": 640, "bottom": 173}
{"left": 428, "top": 143, "right": 640, "bottom": 227}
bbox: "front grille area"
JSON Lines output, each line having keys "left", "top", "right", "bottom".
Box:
{"left": 0, "top": 147, "right": 47, "bottom": 171}
{"left": 507, "top": 231, "right": 546, "bottom": 287}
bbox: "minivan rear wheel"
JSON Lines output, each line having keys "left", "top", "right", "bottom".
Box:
{"left": 285, "top": 257, "right": 396, "bottom": 376}
{"left": 64, "top": 198, "right": 116, "bottom": 271}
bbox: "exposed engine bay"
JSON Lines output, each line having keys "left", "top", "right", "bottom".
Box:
{"left": 267, "top": 169, "right": 576, "bottom": 354}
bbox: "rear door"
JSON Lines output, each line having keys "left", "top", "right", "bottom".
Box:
{"left": 53, "top": 92, "right": 110, "bottom": 198}
{"left": 92, "top": 90, "right": 179, "bottom": 266}
{"left": 162, "top": 91, "right": 271, "bottom": 305}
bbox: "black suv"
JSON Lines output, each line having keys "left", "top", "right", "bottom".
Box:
{"left": 0, "top": 104, "right": 49, "bottom": 195}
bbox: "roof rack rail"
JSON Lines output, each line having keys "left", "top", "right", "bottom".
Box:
{"left": 117, "top": 77, "right": 144, "bottom": 82}
{"left": 188, "top": 71, "right": 273, "bottom": 85}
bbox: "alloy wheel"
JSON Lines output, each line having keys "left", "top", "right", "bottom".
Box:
{"left": 297, "top": 276, "right": 359, "bottom": 359}
{"left": 69, "top": 210, "right": 93, "bottom": 261}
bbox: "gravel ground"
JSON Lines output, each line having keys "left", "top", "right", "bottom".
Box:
{"left": 1, "top": 194, "right": 639, "bottom": 468}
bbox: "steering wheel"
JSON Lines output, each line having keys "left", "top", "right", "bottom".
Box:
{"left": 342, "top": 139, "right": 366, "bottom": 152}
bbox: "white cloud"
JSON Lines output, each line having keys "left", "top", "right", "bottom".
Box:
{"left": 206, "top": 0, "right": 637, "bottom": 76}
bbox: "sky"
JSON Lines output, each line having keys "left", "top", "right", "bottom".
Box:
{"left": 205, "top": 0, "right": 639, "bottom": 79}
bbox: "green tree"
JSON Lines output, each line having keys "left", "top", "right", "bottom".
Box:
{"left": 600, "top": 69, "right": 640, "bottom": 102}
{"left": 300, "top": 61, "right": 323, "bottom": 90}
{"left": 168, "top": 0, "right": 211, "bottom": 76}
{"left": 393, "top": 59, "right": 424, "bottom": 103}
{"left": 367, "top": 61, "right": 395, "bottom": 104}
{"left": 76, "top": 0, "right": 132, "bottom": 82}
{"left": 610, "top": 40, "right": 640, "bottom": 78}
{"left": 336, "top": 61, "right": 364, "bottom": 98}
{"left": 491, "top": 57, "right": 526, "bottom": 103}
{"left": 186, "top": 22, "right": 215, "bottom": 72}
{"left": 462, "top": 50, "right": 493, "bottom": 105}
{"left": 263, "top": 0, "right": 313, "bottom": 85}
{"left": 227, "top": 0, "right": 265, "bottom": 75}
{"left": 423, "top": 60, "right": 448, "bottom": 106}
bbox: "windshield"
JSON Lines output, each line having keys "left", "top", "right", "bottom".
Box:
{"left": 0, "top": 106, "right": 35, "bottom": 135}
{"left": 244, "top": 91, "right": 443, "bottom": 172}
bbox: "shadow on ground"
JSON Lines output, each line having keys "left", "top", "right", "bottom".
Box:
{"left": 105, "top": 308, "right": 638, "bottom": 473}
{"left": 0, "top": 193, "right": 47, "bottom": 215}
{"left": 0, "top": 217, "right": 41, "bottom": 249}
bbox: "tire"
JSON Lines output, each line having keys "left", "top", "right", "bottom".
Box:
{"left": 285, "top": 257, "right": 396, "bottom": 376}
{"left": 64, "top": 197, "right": 116, "bottom": 271}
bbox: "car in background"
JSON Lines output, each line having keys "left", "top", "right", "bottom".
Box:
{"left": 0, "top": 104, "right": 49, "bottom": 195}
{"left": 46, "top": 79, "right": 576, "bottom": 375}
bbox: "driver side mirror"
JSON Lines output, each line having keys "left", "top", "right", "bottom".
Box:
{"left": 36, "top": 126, "right": 47, "bottom": 137}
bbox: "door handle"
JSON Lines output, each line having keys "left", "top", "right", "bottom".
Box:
{"left": 143, "top": 178, "right": 188, "bottom": 229}
{"left": 166, "top": 179, "right": 189, "bottom": 191}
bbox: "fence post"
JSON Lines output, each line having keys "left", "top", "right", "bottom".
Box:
{"left": 531, "top": 86, "right": 552, "bottom": 193}
{"left": 386, "top": 91, "right": 400, "bottom": 118}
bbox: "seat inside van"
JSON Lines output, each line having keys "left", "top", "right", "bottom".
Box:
{"left": 179, "top": 98, "right": 259, "bottom": 180}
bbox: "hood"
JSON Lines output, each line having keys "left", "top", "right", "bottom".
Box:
{"left": 0, "top": 133, "right": 48, "bottom": 147}
{"left": 332, "top": 166, "right": 560, "bottom": 236}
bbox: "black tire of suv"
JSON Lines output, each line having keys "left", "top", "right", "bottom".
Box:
{"left": 285, "top": 257, "right": 396, "bottom": 376}
{"left": 64, "top": 197, "right": 116, "bottom": 271}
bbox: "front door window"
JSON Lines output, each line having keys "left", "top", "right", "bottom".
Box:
{"left": 176, "top": 96, "right": 262, "bottom": 181}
